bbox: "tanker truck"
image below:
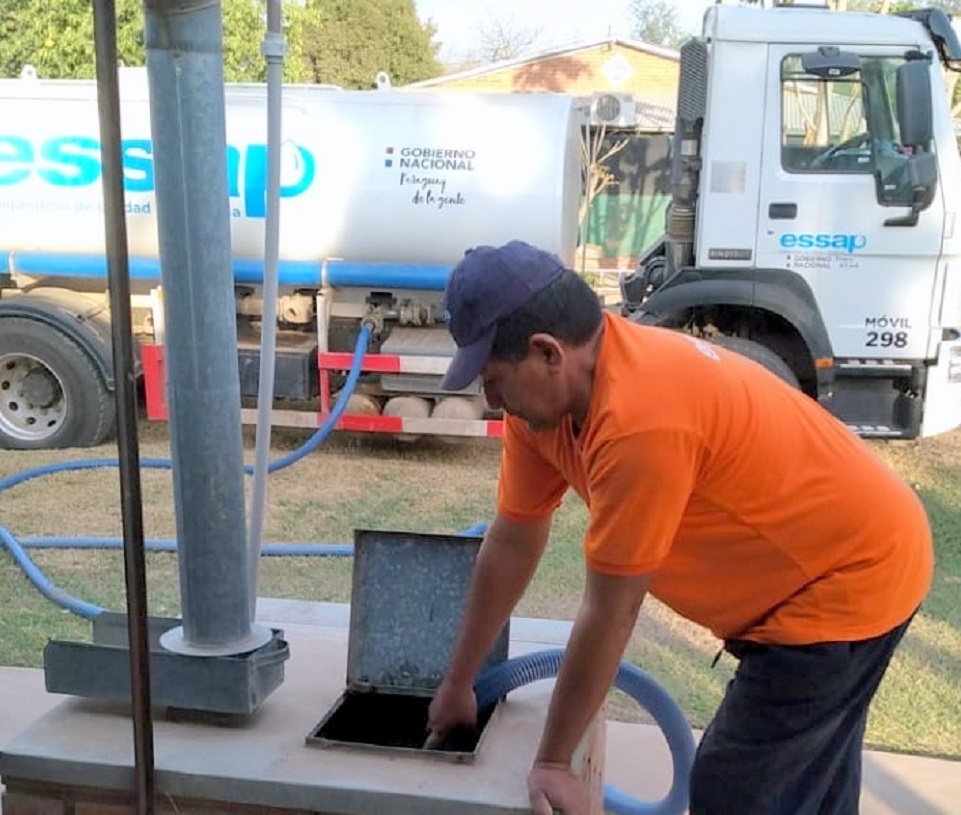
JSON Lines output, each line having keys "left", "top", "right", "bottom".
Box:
{"left": 620, "top": 4, "right": 961, "bottom": 439}
{"left": 7, "top": 5, "right": 961, "bottom": 451}
{"left": 0, "top": 74, "right": 582, "bottom": 449}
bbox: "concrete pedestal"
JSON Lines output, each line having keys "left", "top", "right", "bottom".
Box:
{"left": 0, "top": 621, "right": 604, "bottom": 815}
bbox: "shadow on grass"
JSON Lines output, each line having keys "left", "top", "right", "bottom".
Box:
{"left": 612, "top": 606, "right": 733, "bottom": 728}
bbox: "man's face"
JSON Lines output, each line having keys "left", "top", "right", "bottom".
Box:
{"left": 480, "top": 338, "right": 568, "bottom": 432}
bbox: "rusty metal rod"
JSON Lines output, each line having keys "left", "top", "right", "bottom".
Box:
{"left": 91, "top": 2, "right": 155, "bottom": 813}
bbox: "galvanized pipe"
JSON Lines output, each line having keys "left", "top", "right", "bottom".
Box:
{"left": 91, "top": 1, "right": 154, "bottom": 811}
{"left": 247, "top": 0, "right": 288, "bottom": 620}
{"left": 144, "top": 0, "right": 271, "bottom": 656}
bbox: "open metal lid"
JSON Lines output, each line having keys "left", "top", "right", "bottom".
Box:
{"left": 346, "top": 529, "right": 510, "bottom": 695}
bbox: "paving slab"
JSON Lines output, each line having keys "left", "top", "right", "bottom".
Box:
{"left": 1, "top": 599, "right": 959, "bottom": 815}
{"left": 0, "top": 606, "right": 592, "bottom": 815}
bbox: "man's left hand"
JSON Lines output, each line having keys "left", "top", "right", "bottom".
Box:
{"left": 527, "top": 761, "right": 589, "bottom": 815}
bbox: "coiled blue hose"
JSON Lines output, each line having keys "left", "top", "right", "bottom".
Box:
{"left": 475, "top": 648, "right": 695, "bottom": 815}
{"left": 0, "top": 325, "right": 373, "bottom": 619}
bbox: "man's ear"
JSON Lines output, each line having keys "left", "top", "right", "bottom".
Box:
{"left": 528, "top": 333, "right": 564, "bottom": 369}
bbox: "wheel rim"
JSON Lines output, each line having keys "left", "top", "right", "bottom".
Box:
{"left": 0, "top": 352, "right": 67, "bottom": 443}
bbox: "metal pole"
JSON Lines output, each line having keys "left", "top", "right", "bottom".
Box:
{"left": 91, "top": 1, "right": 154, "bottom": 812}
{"left": 144, "top": 0, "right": 271, "bottom": 656}
{"left": 247, "top": 0, "right": 287, "bottom": 620}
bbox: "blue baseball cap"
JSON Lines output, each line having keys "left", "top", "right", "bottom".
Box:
{"left": 441, "top": 240, "right": 566, "bottom": 391}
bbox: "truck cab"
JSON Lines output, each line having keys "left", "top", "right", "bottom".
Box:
{"left": 621, "top": 5, "right": 961, "bottom": 439}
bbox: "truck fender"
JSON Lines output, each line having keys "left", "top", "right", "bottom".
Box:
{"left": 639, "top": 267, "right": 833, "bottom": 359}
{"left": 0, "top": 291, "right": 127, "bottom": 391}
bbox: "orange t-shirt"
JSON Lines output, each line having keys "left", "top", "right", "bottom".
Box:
{"left": 497, "top": 312, "right": 933, "bottom": 644}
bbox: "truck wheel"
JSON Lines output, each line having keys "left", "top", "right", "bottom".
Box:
{"left": 0, "top": 318, "right": 115, "bottom": 450}
{"left": 707, "top": 334, "right": 800, "bottom": 389}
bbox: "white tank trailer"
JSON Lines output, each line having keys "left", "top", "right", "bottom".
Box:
{"left": 0, "top": 74, "right": 583, "bottom": 448}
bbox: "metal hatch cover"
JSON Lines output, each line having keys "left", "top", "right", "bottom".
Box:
{"left": 345, "top": 528, "right": 510, "bottom": 694}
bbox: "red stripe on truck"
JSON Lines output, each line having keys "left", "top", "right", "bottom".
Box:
{"left": 320, "top": 352, "right": 401, "bottom": 373}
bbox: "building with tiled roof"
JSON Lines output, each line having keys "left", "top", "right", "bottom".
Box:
{"left": 405, "top": 38, "right": 681, "bottom": 265}
{"left": 407, "top": 36, "right": 679, "bottom": 101}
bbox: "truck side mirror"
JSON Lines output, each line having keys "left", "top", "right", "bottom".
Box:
{"left": 884, "top": 152, "right": 938, "bottom": 227}
{"left": 897, "top": 60, "right": 933, "bottom": 148}
{"left": 909, "top": 151, "right": 938, "bottom": 198}
{"left": 881, "top": 60, "right": 937, "bottom": 226}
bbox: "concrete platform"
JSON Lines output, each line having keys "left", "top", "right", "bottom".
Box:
{"left": 1, "top": 599, "right": 959, "bottom": 814}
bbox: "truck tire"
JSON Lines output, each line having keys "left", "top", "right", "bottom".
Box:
{"left": 707, "top": 334, "right": 800, "bottom": 389}
{"left": 0, "top": 317, "right": 115, "bottom": 450}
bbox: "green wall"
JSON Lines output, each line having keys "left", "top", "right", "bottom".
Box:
{"left": 586, "top": 193, "right": 670, "bottom": 258}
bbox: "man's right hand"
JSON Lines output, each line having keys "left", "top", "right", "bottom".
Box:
{"left": 424, "top": 677, "right": 478, "bottom": 748}
{"left": 423, "top": 513, "right": 551, "bottom": 749}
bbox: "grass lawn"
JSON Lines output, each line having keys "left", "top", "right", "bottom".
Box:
{"left": 1, "top": 421, "right": 959, "bottom": 758}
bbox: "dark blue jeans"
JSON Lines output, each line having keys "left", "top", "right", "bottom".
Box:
{"left": 689, "top": 615, "right": 914, "bottom": 815}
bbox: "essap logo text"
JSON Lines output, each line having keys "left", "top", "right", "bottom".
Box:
{"left": 779, "top": 232, "right": 867, "bottom": 254}
{"left": 0, "top": 135, "right": 316, "bottom": 218}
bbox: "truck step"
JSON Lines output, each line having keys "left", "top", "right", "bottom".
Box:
{"left": 381, "top": 326, "right": 456, "bottom": 357}
{"left": 835, "top": 359, "right": 915, "bottom": 377}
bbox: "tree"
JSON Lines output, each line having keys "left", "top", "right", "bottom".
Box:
{"left": 295, "top": 0, "right": 442, "bottom": 88}
{"left": 221, "top": 0, "right": 272, "bottom": 83}
{"left": 628, "top": 0, "right": 689, "bottom": 50}
{"left": 0, "top": 0, "right": 145, "bottom": 79}
{"left": 843, "top": 0, "right": 916, "bottom": 12}
{"left": 842, "top": 1, "right": 961, "bottom": 118}
{"left": 220, "top": 0, "right": 309, "bottom": 83}
{"left": 580, "top": 125, "right": 631, "bottom": 227}
{"left": 0, "top": 0, "right": 306, "bottom": 82}
{"left": 471, "top": 12, "right": 542, "bottom": 63}
{"left": 578, "top": 119, "right": 631, "bottom": 272}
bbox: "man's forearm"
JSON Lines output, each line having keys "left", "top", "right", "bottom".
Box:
{"left": 445, "top": 516, "right": 550, "bottom": 685}
{"left": 535, "top": 572, "right": 649, "bottom": 765}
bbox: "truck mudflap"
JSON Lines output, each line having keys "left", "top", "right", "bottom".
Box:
{"left": 920, "top": 338, "right": 961, "bottom": 437}
{"left": 140, "top": 343, "right": 504, "bottom": 439}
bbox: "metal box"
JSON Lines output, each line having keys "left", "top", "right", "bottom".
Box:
{"left": 43, "top": 613, "right": 289, "bottom": 716}
{"left": 307, "top": 529, "right": 509, "bottom": 762}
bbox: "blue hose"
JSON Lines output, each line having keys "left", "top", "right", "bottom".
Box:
{"left": 0, "top": 325, "right": 373, "bottom": 619}
{"left": 17, "top": 538, "right": 358, "bottom": 556}
{"left": 0, "top": 525, "right": 105, "bottom": 620}
{"left": 475, "top": 648, "right": 695, "bottom": 815}
{"left": 15, "top": 523, "right": 490, "bottom": 556}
